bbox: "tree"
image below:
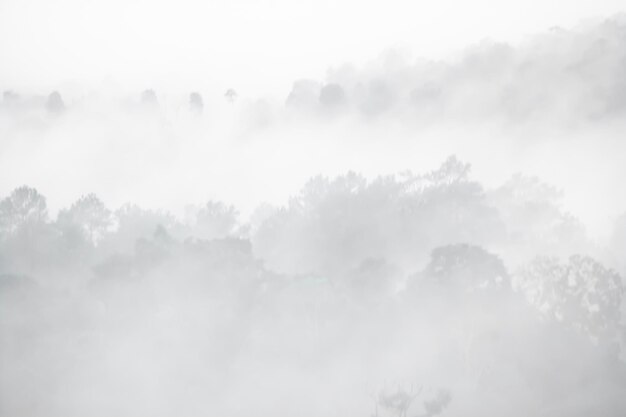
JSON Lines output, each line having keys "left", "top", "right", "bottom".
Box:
{"left": 0, "top": 186, "right": 48, "bottom": 235}
{"left": 370, "top": 384, "right": 422, "bottom": 417}
{"left": 517, "top": 255, "right": 624, "bottom": 344}
{"left": 421, "top": 389, "right": 452, "bottom": 417}
{"left": 419, "top": 244, "right": 510, "bottom": 294}
{"left": 98, "top": 204, "right": 181, "bottom": 255}
{"left": 610, "top": 213, "right": 626, "bottom": 276}
{"left": 0, "top": 187, "right": 56, "bottom": 272}
{"left": 57, "top": 194, "right": 112, "bottom": 245}
{"left": 252, "top": 157, "right": 503, "bottom": 276}
{"left": 357, "top": 79, "right": 396, "bottom": 117}
{"left": 285, "top": 79, "right": 321, "bottom": 110}
{"left": 46, "top": 91, "right": 65, "bottom": 113}
{"left": 347, "top": 257, "right": 399, "bottom": 305}
{"left": 401, "top": 156, "right": 505, "bottom": 250}
{"left": 2, "top": 90, "right": 19, "bottom": 104}
{"left": 224, "top": 88, "right": 237, "bottom": 103}
{"left": 319, "top": 83, "right": 346, "bottom": 107}
{"left": 189, "top": 92, "right": 203, "bottom": 112}
{"left": 488, "top": 174, "right": 589, "bottom": 261}
{"left": 425, "top": 155, "right": 471, "bottom": 186}
{"left": 141, "top": 89, "right": 157, "bottom": 105}
{"left": 193, "top": 201, "right": 238, "bottom": 240}
{"left": 410, "top": 244, "right": 519, "bottom": 390}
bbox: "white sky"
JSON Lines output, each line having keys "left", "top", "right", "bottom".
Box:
{"left": 0, "top": 0, "right": 624, "bottom": 96}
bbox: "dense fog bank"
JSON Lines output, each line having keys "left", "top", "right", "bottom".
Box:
{"left": 4, "top": 17, "right": 626, "bottom": 237}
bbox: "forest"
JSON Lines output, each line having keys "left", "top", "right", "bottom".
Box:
{"left": 2, "top": 11, "right": 626, "bottom": 417}
{"left": 1, "top": 155, "right": 625, "bottom": 416}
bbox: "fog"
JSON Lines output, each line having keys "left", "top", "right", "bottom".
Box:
{"left": 2, "top": 8, "right": 626, "bottom": 417}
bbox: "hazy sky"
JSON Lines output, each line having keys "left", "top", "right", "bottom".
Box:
{"left": 0, "top": 0, "right": 623, "bottom": 96}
